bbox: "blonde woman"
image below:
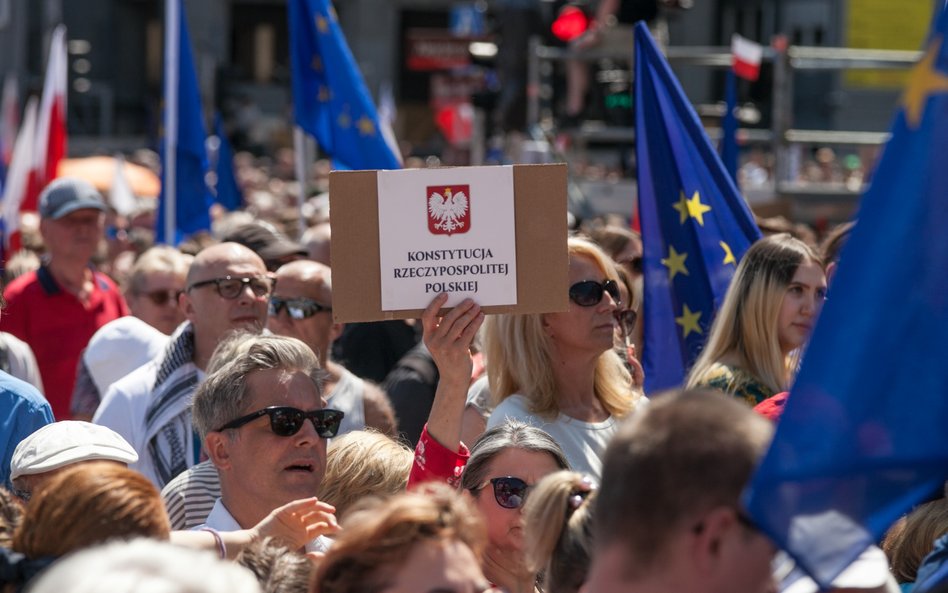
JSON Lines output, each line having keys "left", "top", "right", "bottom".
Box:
{"left": 687, "top": 233, "right": 827, "bottom": 405}
{"left": 484, "top": 237, "right": 644, "bottom": 479}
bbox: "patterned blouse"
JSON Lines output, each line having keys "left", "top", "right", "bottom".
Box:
{"left": 691, "top": 362, "right": 777, "bottom": 406}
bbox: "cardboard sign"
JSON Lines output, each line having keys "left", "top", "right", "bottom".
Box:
{"left": 330, "top": 163, "right": 569, "bottom": 322}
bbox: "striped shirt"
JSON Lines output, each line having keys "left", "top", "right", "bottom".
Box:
{"left": 161, "top": 460, "right": 221, "bottom": 530}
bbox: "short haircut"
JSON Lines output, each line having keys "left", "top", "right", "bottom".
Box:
{"left": 317, "top": 430, "right": 413, "bottom": 521}
{"left": 315, "top": 483, "right": 487, "bottom": 593}
{"left": 191, "top": 333, "right": 325, "bottom": 441}
{"left": 27, "top": 539, "right": 262, "bottom": 593}
{"left": 484, "top": 237, "right": 638, "bottom": 420}
{"left": 12, "top": 462, "right": 170, "bottom": 559}
{"left": 126, "top": 245, "right": 191, "bottom": 294}
{"left": 524, "top": 471, "right": 597, "bottom": 593}
{"left": 594, "top": 390, "right": 773, "bottom": 574}
{"left": 237, "top": 536, "right": 314, "bottom": 593}
{"left": 459, "top": 420, "right": 570, "bottom": 493}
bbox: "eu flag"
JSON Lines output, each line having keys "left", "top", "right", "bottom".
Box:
{"left": 744, "top": 6, "right": 948, "bottom": 588}
{"left": 156, "top": 0, "right": 213, "bottom": 245}
{"left": 634, "top": 22, "right": 761, "bottom": 393}
{"left": 288, "top": 0, "right": 401, "bottom": 170}
{"left": 212, "top": 113, "right": 242, "bottom": 211}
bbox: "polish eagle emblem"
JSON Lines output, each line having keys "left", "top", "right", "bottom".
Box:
{"left": 427, "top": 185, "right": 470, "bottom": 236}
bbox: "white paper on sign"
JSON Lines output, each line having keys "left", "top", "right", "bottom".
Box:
{"left": 377, "top": 166, "right": 518, "bottom": 311}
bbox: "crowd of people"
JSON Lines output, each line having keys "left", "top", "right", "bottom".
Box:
{"left": 0, "top": 156, "right": 939, "bottom": 593}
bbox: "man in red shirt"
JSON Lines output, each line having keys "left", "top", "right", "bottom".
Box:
{"left": 3, "top": 178, "right": 129, "bottom": 419}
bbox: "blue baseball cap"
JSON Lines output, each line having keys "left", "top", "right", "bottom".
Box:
{"left": 38, "top": 177, "right": 108, "bottom": 219}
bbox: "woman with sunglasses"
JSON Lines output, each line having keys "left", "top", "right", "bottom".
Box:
{"left": 484, "top": 237, "right": 645, "bottom": 479}
{"left": 409, "top": 294, "right": 571, "bottom": 593}
{"left": 686, "top": 233, "right": 827, "bottom": 405}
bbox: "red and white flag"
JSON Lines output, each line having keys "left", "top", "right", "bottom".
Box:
{"left": 25, "top": 25, "right": 68, "bottom": 212}
{"left": 731, "top": 34, "right": 763, "bottom": 81}
{"left": 2, "top": 97, "right": 37, "bottom": 251}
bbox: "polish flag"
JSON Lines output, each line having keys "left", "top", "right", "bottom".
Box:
{"left": 731, "top": 34, "right": 763, "bottom": 81}
{"left": 25, "top": 25, "right": 68, "bottom": 212}
{"left": 2, "top": 97, "right": 38, "bottom": 253}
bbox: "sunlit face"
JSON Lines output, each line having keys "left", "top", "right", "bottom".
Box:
{"left": 267, "top": 268, "right": 337, "bottom": 365}
{"left": 217, "top": 368, "right": 327, "bottom": 526}
{"left": 182, "top": 250, "right": 269, "bottom": 342}
{"left": 40, "top": 208, "right": 105, "bottom": 261}
{"left": 127, "top": 270, "right": 187, "bottom": 335}
{"left": 542, "top": 254, "right": 619, "bottom": 358}
{"left": 470, "top": 447, "right": 563, "bottom": 555}
{"left": 378, "top": 539, "right": 495, "bottom": 593}
{"left": 776, "top": 260, "right": 826, "bottom": 354}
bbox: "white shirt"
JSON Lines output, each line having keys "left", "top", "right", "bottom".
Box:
{"left": 200, "top": 498, "right": 332, "bottom": 554}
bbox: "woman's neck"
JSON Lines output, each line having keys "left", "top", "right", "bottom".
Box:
{"left": 482, "top": 547, "right": 536, "bottom": 593}
{"left": 547, "top": 345, "right": 608, "bottom": 421}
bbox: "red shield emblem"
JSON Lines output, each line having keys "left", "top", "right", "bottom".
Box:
{"left": 427, "top": 185, "right": 471, "bottom": 236}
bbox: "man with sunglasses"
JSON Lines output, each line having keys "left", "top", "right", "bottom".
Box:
{"left": 94, "top": 243, "right": 270, "bottom": 488}
{"left": 268, "top": 261, "right": 396, "bottom": 436}
{"left": 584, "top": 389, "right": 777, "bottom": 593}
{"left": 191, "top": 334, "right": 341, "bottom": 550}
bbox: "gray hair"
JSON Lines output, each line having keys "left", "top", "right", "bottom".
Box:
{"left": 459, "top": 420, "right": 570, "bottom": 492}
{"left": 28, "top": 538, "right": 262, "bottom": 593}
{"left": 191, "top": 333, "right": 325, "bottom": 441}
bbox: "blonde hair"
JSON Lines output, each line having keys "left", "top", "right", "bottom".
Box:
{"left": 316, "top": 430, "right": 413, "bottom": 520}
{"left": 525, "top": 471, "right": 597, "bottom": 593}
{"left": 484, "top": 237, "right": 638, "bottom": 419}
{"left": 126, "top": 245, "right": 191, "bottom": 295}
{"left": 687, "top": 233, "right": 823, "bottom": 395}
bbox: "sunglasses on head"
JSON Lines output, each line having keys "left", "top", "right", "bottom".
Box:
{"left": 619, "top": 256, "right": 643, "bottom": 274}
{"left": 268, "top": 297, "right": 332, "bottom": 320}
{"left": 477, "top": 476, "right": 530, "bottom": 509}
{"left": 139, "top": 289, "right": 183, "bottom": 307}
{"left": 216, "top": 406, "right": 344, "bottom": 438}
{"left": 188, "top": 275, "right": 274, "bottom": 300}
{"left": 569, "top": 279, "right": 620, "bottom": 307}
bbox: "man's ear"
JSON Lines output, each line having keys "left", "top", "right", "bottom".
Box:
{"left": 204, "top": 432, "right": 234, "bottom": 470}
{"left": 689, "top": 506, "right": 738, "bottom": 575}
{"left": 329, "top": 322, "right": 344, "bottom": 343}
{"left": 181, "top": 290, "right": 198, "bottom": 322}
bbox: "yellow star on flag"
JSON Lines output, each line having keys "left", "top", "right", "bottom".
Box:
{"left": 720, "top": 241, "right": 736, "bottom": 265}
{"left": 357, "top": 115, "right": 376, "bottom": 136}
{"left": 671, "top": 191, "right": 712, "bottom": 226}
{"left": 661, "top": 246, "right": 689, "bottom": 280}
{"left": 675, "top": 304, "right": 703, "bottom": 339}
{"left": 317, "top": 86, "right": 330, "bottom": 102}
{"left": 316, "top": 14, "right": 329, "bottom": 33}
{"left": 337, "top": 112, "right": 351, "bottom": 128}
{"left": 311, "top": 56, "right": 323, "bottom": 72}
{"left": 901, "top": 37, "right": 948, "bottom": 129}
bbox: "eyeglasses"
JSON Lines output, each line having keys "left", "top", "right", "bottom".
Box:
{"left": 139, "top": 289, "right": 183, "bottom": 307}
{"left": 269, "top": 297, "right": 332, "bottom": 320}
{"left": 569, "top": 279, "right": 620, "bottom": 307}
{"left": 216, "top": 406, "right": 344, "bottom": 438}
{"left": 615, "top": 308, "right": 638, "bottom": 337}
{"left": 187, "top": 275, "right": 274, "bottom": 300}
{"left": 476, "top": 476, "right": 530, "bottom": 509}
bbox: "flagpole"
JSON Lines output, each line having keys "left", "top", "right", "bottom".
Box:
{"left": 163, "top": 0, "right": 179, "bottom": 245}
{"left": 293, "top": 125, "right": 307, "bottom": 239}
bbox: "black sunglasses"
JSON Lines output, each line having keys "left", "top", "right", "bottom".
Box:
{"left": 619, "top": 256, "right": 643, "bottom": 274}
{"left": 188, "top": 275, "right": 274, "bottom": 300}
{"left": 569, "top": 279, "right": 620, "bottom": 307}
{"left": 477, "top": 476, "right": 530, "bottom": 509}
{"left": 269, "top": 297, "right": 332, "bottom": 320}
{"left": 139, "top": 289, "right": 183, "bottom": 306}
{"left": 216, "top": 406, "right": 344, "bottom": 438}
{"left": 615, "top": 309, "right": 638, "bottom": 337}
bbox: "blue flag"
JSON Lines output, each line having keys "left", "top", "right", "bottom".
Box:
{"left": 634, "top": 22, "right": 761, "bottom": 393}
{"left": 721, "top": 69, "right": 739, "bottom": 183}
{"left": 213, "top": 113, "right": 242, "bottom": 211}
{"left": 744, "top": 6, "right": 948, "bottom": 588}
{"left": 156, "top": 0, "right": 213, "bottom": 245}
{"left": 288, "top": 0, "right": 401, "bottom": 170}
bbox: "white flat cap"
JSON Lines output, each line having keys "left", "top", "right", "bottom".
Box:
{"left": 10, "top": 421, "right": 139, "bottom": 480}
